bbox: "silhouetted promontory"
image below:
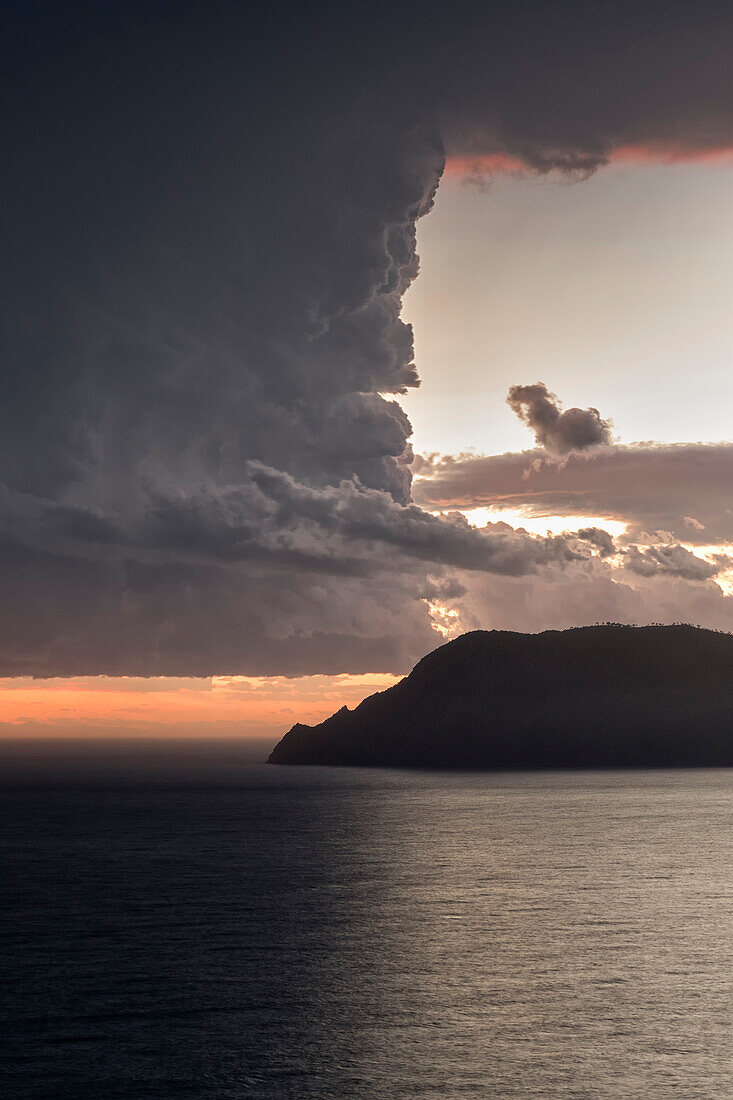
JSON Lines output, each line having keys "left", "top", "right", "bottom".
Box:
{"left": 268, "top": 625, "right": 733, "bottom": 768}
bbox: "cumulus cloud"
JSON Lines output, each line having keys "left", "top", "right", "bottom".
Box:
{"left": 0, "top": 463, "right": 599, "bottom": 675}
{"left": 574, "top": 528, "right": 616, "bottom": 558}
{"left": 244, "top": 463, "right": 581, "bottom": 575}
{"left": 5, "top": 2, "right": 733, "bottom": 675}
{"left": 440, "top": 565, "right": 733, "bottom": 641}
{"left": 507, "top": 383, "right": 613, "bottom": 455}
{"left": 624, "top": 544, "right": 729, "bottom": 581}
{"left": 410, "top": 441, "right": 733, "bottom": 640}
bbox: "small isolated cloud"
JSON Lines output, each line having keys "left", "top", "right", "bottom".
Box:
{"left": 507, "top": 383, "right": 613, "bottom": 456}
{"left": 684, "top": 516, "right": 706, "bottom": 532}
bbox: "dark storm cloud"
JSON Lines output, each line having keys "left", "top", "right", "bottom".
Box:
{"left": 4, "top": 1, "right": 733, "bottom": 674}
{"left": 436, "top": 0, "right": 733, "bottom": 170}
{"left": 507, "top": 384, "right": 613, "bottom": 455}
{"left": 0, "top": 466, "right": 592, "bottom": 675}
{"left": 245, "top": 463, "right": 580, "bottom": 575}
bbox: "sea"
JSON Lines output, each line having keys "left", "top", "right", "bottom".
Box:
{"left": 1, "top": 742, "right": 731, "bottom": 1098}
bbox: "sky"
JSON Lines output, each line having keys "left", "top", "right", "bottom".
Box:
{"left": 4, "top": 0, "right": 733, "bottom": 744}
{"left": 404, "top": 159, "right": 733, "bottom": 455}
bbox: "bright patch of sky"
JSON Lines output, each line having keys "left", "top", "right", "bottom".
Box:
{"left": 402, "top": 162, "right": 733, "bottom": 457}
{"left": 446, "top": 507, "right": 628, "bottom": 539}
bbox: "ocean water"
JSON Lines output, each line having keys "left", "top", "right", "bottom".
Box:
{"left": 1, "top": 750, "right": 732, "bottom": 1098}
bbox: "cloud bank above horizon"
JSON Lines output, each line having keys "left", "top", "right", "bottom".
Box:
{"left": 4, "top": 0, "right": 733, "bottom": 677}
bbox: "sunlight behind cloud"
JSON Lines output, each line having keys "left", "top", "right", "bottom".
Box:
{"left": 683, "top": 544, "right": 733, "bottom": 595}
{"left": 438, "top": 506, "right": 628, "bottom": 538}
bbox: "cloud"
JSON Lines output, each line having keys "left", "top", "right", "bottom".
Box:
{"left": 575, "top": 528, "right": 616, "bottom": 558}
{"left": 435, "top": 1, "right": 733, "bottom": 173}
{"left": 411, "top": 442, "right": 733, "bottom": 640}
{"left": 5, "top": 3, "right": 733, "bottom": 675}
{"left": 624, "top": 544, "right": 729, "bottom": 581}
{"left": 507, "top": 383, "right": 613, "bottom": 455}
{"left": 441, "top": 564, "right": 733, "bottom": 641}
{"left": 244, "top": 463, "right": 581, "bottom": 575}
{"left": 0, "top": 464, "right": 598, "bottom": 676}
{"left": 414, "top": 444, "right": 733, "bottom": 546}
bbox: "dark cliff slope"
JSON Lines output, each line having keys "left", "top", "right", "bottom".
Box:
{"left": 268, "top": 625, "right": 733, "bottom": 768}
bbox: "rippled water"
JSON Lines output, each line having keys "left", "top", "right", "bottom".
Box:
{"left": 2, "top": 756, "right": 732, "bottom": 1097}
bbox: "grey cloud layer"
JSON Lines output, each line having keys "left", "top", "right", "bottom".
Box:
{"left": 0, "top": 465, "right": 597, "bottom": 675}
{"left": 413, "top": 442, "right": 733, "bottom": 628}
{"left": 5, "top": 2, "right": 733, "bottom": 674}
{"left": 414, "top": 444, "right": 733, "bottom": 546}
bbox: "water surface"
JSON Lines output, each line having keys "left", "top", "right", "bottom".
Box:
{"left": 2, "top": 755, "right": 731, "bottom": 1097}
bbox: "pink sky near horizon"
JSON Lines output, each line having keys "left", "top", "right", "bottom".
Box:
{"left": 0, "top": 672, "right": 400, "bottom": 740}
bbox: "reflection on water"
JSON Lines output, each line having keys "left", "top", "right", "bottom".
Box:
{"left": 1, "top": 760, "right": 732, "bottom": 1097}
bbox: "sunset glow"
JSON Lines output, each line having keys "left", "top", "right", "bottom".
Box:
{"left": 444, "top": 143, "right": 733, "bottom": 179}
{"left": 450, "top": 507, "right": 628, "bottom": 539}
{"left": 0, "top": 673, "right": 400, "bottom": 739}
